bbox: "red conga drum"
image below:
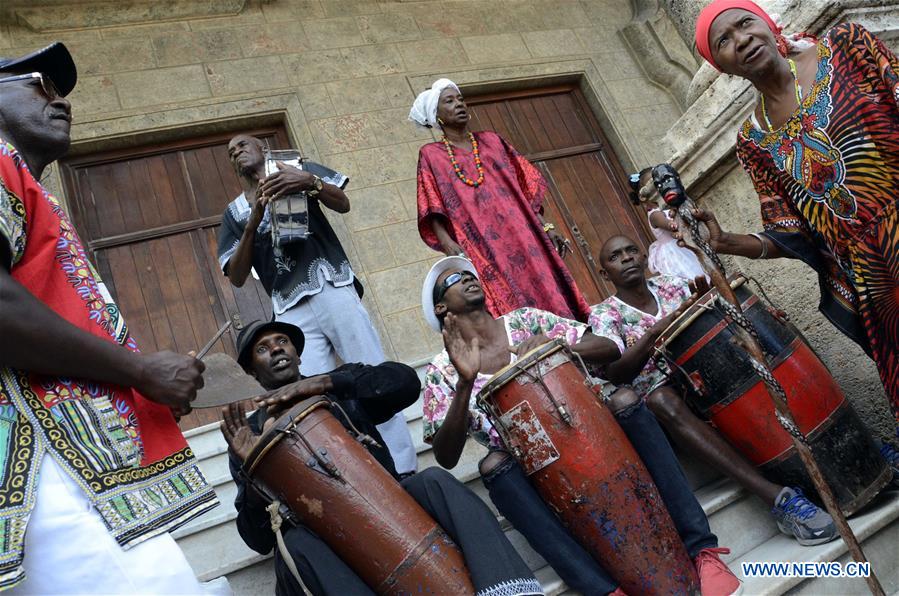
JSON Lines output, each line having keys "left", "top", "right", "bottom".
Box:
{"left": 654, "top": 274, "right": 890, "bottom": 515}
{"left": 243, "top": 397, "right": 474, "bottom": 594}
{"left": 478, "top": 341, "right": 698, "bottom": 596}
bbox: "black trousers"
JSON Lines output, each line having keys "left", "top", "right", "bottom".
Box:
{"left": 275, "top": 467, "right": 540, "bottom": 596}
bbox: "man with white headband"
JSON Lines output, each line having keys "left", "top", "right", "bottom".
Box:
{"left": 409, "top": 79, "right": 591, "bottom": 323}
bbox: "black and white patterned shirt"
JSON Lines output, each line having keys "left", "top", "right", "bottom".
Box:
{"left": 217, "top": 161, "right": 359, "bottom": 314}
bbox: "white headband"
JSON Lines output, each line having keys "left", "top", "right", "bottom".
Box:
{"left": 408, "top": 78, "right": 460, "bottom": 129}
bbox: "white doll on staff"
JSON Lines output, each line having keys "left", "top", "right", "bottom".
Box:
{"left": 629, "top": 169, "right": 707, "bottom": 281}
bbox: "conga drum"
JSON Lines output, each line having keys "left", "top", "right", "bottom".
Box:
{"left": 654, "top": 274, "right": 890, "bottom": 515}
{"left": 478, "top": 341, "right": 698, "bottom": 596}
{"left": 243, "top": 397, "right": 474, "bottom": 594}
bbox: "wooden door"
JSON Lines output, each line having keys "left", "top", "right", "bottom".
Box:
{"left": 60, "top": 129, "right": 289, "bottom": 429}
{"left": 466, "top": 86, "right": 649, "bottom": 303}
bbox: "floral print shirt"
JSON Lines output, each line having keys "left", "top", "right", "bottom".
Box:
{"left": 422, "top": 307, "right": 587, "bottom": 450}
{"left": 588, "top": 275, "right": 691, "bottom": 398}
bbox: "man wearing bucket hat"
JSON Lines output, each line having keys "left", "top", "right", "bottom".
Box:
{"left": 221, "top": 319, "right": 541, "bottom": 596}
{"left": 420, "top": 256, "right": 742, "bottom": 596}
{"left": 0, "top": 43, "right": 219, "bottom": 591}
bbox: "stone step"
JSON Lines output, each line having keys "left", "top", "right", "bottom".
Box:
{"left": 177, "top": 416, "right": 899, "bottom": 596}
{"left": 734, "top": 490, "right": 899, "bottom": 596}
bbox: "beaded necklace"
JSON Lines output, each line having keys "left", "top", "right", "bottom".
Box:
{"left": 442, "top": 132, "right": 485, "bottom": 188}
{"left": 759, "top": 58, "right": 803, "bottom": 132}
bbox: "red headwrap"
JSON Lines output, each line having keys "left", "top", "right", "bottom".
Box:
{"left": 695, "top": 0, "right": 779, "bottom": 71}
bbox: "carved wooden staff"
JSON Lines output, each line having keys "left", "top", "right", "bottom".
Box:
{"left": 670, "top": 193, "right": 884, "bottom": 596}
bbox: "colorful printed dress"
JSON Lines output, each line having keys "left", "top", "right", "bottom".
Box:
{"left": 0, "top": 140, "right": 217, "bottom": 588}
{"left": 737, "top": 23, "right": 899, "bottom": 424}
{"left": 416, "top": 130, "right": 591, "bottom": 321}
{"left": 422, "top": 307, "right": 586, "bottom": 450}
{"left": 588, "top": 275, "right": 691, "bottom": 398}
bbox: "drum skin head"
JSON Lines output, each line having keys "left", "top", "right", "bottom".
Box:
{"left": 480, "top": 339, "right": 566, "bottom": 397}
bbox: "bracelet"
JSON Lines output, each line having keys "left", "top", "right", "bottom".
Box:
{"left": 750, "top": 233, "right": 768, "bottom": 259}
{"left": 543, "top": 222, "right": 555, "bottom": 233}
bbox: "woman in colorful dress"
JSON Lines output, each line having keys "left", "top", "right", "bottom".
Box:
{"left": 691, "top": 0, "right": 899, "bottom": 431}
{"left": 409, "top": 78, "right": 591, "bottom": 321}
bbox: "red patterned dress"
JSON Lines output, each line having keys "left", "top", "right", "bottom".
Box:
{"left": 416, "top": 130, "right": 590, "bottom": 321}
{"left": 736, "top": 23, "right": 899, "bottom": 423}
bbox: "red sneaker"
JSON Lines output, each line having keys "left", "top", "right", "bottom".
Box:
{"left": 693, "top": 547, "right": 742, "bottom": 596}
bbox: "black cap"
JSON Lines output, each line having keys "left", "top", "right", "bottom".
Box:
{"left": 235, "top": 320, "right": 305, "bottom": 370}
{"left": 0, "top": 42, "right": 77, "bottom": 97}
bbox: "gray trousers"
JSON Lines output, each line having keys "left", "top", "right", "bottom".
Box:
{"left": 275, "top": 282, "right": 417, "bottom": 474}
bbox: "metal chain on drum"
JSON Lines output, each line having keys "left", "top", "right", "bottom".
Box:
{"left": 742, "top": 349, "right": 806, "bottom": 442}
{"left": 715, "top": 297, "right": 760, "bottom": 341}
{"left": 678, "top": 204, "right": 725, "bottom": 271}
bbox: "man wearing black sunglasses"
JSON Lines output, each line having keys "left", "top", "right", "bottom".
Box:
{"left": 0, "top": 44, "right": 220, "bottom": 592}
{"left": 420, "top": 256, "right": 740, "bottom": 596}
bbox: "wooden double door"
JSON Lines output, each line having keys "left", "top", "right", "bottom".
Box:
{"left": 61, "top": 129, "right": 288, "bottom": 428}
{"left": 60, "top": 85, "right": 647, "bottom": 430}
{"left": 466, "top": 85, "right": 649, "bottom": 304}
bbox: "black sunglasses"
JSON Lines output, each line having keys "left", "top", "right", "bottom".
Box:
{"left": 433, "top": 270, "right": 476, "bottom": 303}
{"left": 0, "top": 72, "right": 60, "bottom": 100}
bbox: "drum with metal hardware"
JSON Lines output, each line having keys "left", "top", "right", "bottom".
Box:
{"left": 242, "top": 397, "right": 474, "bottom": 594}
{"left": 478, "top": 340, "right": 698, "bottom": 595}
{"left": 653, "top": 274, "right": 890, "bottom": 515}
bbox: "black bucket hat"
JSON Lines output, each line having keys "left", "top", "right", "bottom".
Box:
{"left": 0, "top": 42, "right": 77, "bottom": 97}
{"left": 235, "top": 320, "right": 306, "bottom": 370}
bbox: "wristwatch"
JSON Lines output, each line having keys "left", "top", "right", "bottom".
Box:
{"left": 308, "top": 175, "right": 323, "bottom": 197}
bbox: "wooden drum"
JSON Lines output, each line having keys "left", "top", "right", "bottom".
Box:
{"left": 654, "top": 274, "right": 890, "bottom": 515}
{"left": 478, "top": 340, "right": 698, "bottom": 595}
{"left": 243, "top": 397, "right": 474, "bottom": 594}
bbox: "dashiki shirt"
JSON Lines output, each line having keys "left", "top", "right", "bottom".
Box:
{"left": 736, "top": 23, "right": 899, "bottom": 423}
{"left": 588, "top": 275, "right": 691, "bottom": 398}
{"left": 422, "top": 307, "right": 586, "bottom": 450}
{"left": 217, "top": 161, "right": 355, "bottom": 315}
{"left": 0, "top": 140, "right": 217, "bottom": 589}
{"left": 416, "top": 130, "right": 591, "bottom": 322}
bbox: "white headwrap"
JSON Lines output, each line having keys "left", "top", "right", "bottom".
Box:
{"left": 408, "top": 78, "right": 460, "bottom": 129}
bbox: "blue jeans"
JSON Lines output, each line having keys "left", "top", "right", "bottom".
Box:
{"left": 612, "top": 400, "right": 718, "bottom": 557}
{"left": 482, "top": 401, "right": 718, "bottom": 595}
{"left": 482, "top": 455, "right": 618, "bottom": 596}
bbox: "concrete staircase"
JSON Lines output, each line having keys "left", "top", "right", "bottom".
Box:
{"left": 176, "top": 375, "right": 899, "bottom": 596}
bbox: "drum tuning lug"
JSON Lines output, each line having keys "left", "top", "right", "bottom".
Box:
{"left": 513, "top": 447, "right": 523, "bottom": 459}
{"left": 688, "top": 372, "right": 708, "bottom": 397}
{"left": 558, "top": 405, "right": 572, "bottom": 425}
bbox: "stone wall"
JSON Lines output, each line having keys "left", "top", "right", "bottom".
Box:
{"left": 0, "top": 0, "right": 689, "bottom": 366}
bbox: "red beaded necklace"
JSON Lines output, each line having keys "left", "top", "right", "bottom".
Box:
{"left": 442, "top": 132, "right": 485, "bottom": 188}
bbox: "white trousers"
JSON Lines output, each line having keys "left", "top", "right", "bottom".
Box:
{"left": 277, "top": 283, "right": 418, "bottom": 474}
{"left": 12, "top": 456, "right": 229, "bottom": 595}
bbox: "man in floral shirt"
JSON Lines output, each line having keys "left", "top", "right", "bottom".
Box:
{"left": 591, "top": 234, "right": 837, "bottom": 547}
{"left": 421, "top": 256, "right": 740, "bottom": 596}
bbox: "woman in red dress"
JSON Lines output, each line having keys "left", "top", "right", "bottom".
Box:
{"left": 409, "top": 79, "right": 590, "bottom": 322}
{"left": 692, "top": 0, "right": 899, "bottom": 436}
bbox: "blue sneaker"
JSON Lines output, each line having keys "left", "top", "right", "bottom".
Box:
{"left": 771, "top": 487, "right": 838, "bottom": 546}
{"left": 880, "top": 441, "right": 899, "bottom": 487}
